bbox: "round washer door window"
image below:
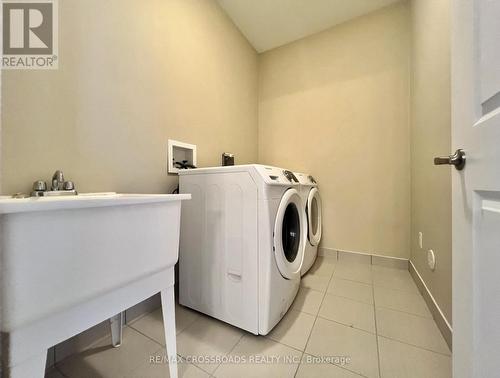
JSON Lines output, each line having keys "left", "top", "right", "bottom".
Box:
{"left": 282, "top": 202, "right": 301, "bottom": 262}
{"left": 274, "top": 188, "right": 306, "bottom": 279}
{"left": 307, "top": 188, "right": 322, "bottom": 246}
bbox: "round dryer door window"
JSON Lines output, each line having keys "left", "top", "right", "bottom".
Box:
{"left": 307, "top": 188, "right": 322, "bottom": 246}
{"left": 274, "top": 188, "right": 306, "bottom": 279}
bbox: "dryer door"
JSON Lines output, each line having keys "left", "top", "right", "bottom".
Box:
{"left": 307, "top": 188, "right": 322, "bottom": 246}
{"left": 274, "top": 188, "right": 306, "bottom": 279}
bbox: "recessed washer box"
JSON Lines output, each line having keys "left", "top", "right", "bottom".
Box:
{"left": 167, "top": 139, "right": 197, "bottom": 174}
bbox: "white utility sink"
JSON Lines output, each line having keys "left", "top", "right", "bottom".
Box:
{"left": 0, "top": 193, "right": 190, "bottom": 378}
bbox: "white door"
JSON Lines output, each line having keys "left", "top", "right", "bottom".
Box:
{"left": 452, "top": 1, "right": 500, "bottom": 377}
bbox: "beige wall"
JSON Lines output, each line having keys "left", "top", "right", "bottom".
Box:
{"left": 1, "top": 0, "right": 258, "bottom": 195}
{"left": 258, "top": 3, "right": 411, "bottom": 258}
{"left": 410, "top": 0, "right": 452, "bottom": 323}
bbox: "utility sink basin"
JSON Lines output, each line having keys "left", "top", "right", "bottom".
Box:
{"left": 0, "top": 193, "right": 190, "bottom": 378}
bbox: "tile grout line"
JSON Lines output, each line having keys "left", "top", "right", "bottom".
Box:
{"left": 151, "top": 343, "right": 193, "bottom": 373}
{"left": 210, "top": 332, "right": 245, "bottom": 377}
{"left": 266, "top": 332, "right": 313, "bottom": 355}
{"left": 54, "top": 325, "right": 135, "bottom": 374}
{"left": 128, "top": 324, "right": 165, "bottom": 348}
{"left": 334, "top": 278, "right": 372, "bottom": 285}
{"left": 324, "top": 292, "right": 374, "bottom": 306}
{"left": 298, "top": 258, "right": 372, "bottom": 378}
{"left": 373, "top": 284, "right": 423, "bottom": 295}
{"left": 314, "top": 315, "right": 376, "bottom": 335}
{"left": 375, "top": 304, "right": 432, "bottom": 319}
{"left": 54, "top": 306, "right": 161, "bottom": 374}
{"left": 293, "top": 261, "right": 336, "bottom": 377}
{"left": 376, "top": 335, "right": 452, "bottom": 357}
{"left": 293, "top": 352, "right": 304, "bottom": 378}
{"left": 294, "top": 261, "right": 338, "bottom": 377}
{"left": 371, "top": 264, "right": 383, "bottom": 378}
{"left": 336, "top": 256, "right": 383, "bottom": 378}
{"left": 129, "top": 313, "right": 215, "bottom": 376}
{"left": 128, "top": 306, "right": 200, "bottom": 347}
{"left": 301, "top": 349, "right": 370, "bottom": 378}
{"left": 178, "top": 308, "right": 258, "bottom": 376}
{"left": 183, "top": 312, "right": 244, "bottom": 377}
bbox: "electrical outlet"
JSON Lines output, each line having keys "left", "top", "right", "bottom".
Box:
{"left": 418, "top": 232, "right": 423, "bottom": 249}
{"left": 427, "top": 249, "right": 436, "bottom": 271}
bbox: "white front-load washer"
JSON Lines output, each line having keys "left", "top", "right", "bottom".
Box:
{"left": 295, "top": 172, "right": 322, "bottom": 276}
{"left": 178, "top": 165, "right": 306, "bottom": 335}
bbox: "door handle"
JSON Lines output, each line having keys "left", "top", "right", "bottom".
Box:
{"left": 434, "top": 149, "right": 466, "bottom": 170}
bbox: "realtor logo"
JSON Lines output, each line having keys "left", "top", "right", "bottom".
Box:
{"left": 2, "top": 0, "right": 58, "bottom": 69}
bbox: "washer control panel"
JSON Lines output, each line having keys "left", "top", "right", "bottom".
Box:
{"left": 283, "top": 170, "right": 299, "bottom": 183}
{"left": 255, "top": 165, "right": 300, "bottom": 185}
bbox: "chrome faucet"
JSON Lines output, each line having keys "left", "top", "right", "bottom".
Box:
{"left": 51, "top": 170, "right": 65, "bottom": 191}
{"left": 29, "top": 170, "right": 77, "bottom": 197}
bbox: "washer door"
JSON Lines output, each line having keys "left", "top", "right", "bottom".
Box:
{"left": 307, "top": 188, "right": 322, "bottom": 246}
{"left": 274, "top": 188, "right": 306, "bottom": 279}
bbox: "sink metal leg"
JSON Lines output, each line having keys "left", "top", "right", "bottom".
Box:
{"left": 110, "top": 312, "right": 123, "bottom": 347}
{"left": 6, "top": 350, "right": 47, "bottom": 378}
{"left": 161, "top": 286, "right": 178, "bottom": 378}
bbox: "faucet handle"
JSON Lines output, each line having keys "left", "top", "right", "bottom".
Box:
{"left": 33, "top": 180, "right": 47, "bottom": 192}
{"left": 63, "top": 181, "right": 75, "bottom": 191}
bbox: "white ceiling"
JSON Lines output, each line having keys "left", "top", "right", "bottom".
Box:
{"left": 217, "top": 0, "right": 401, "bottom": 52}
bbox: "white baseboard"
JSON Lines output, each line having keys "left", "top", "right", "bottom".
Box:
{"left": 318, "top": 246, "right": 338, "bottom": 259}
{"left": 319, "top": 247, "right": 409, "bottom": 269}
{"left": 409, "top": 261, "right": 452, "bottom": 350}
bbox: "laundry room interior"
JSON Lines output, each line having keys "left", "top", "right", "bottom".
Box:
{"left": 1, "top": 0, "right": 453, "bottom": 377}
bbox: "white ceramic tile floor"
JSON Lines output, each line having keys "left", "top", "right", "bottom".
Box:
{"left": 49, "top": 256, "right": 451, "bottom": 378}
{"left": 372, "top": 266, "right": 420, "bottom": 294}
{"left": 375, "top": 308, "right": 450, "bottom": 355}
{"left": 290, "top": 287, "right": 324, "bottom": 315}
{"left": 319, "top": 294, "right": 376, "bottom": 333}
{"left": 373, "top": 286, "right": 432, "bottom": 318}
{"left": 296, "top": 355, "right": 363, "bottom": 378}
{"left": 333, "top": 262, "right": 372, "bottom": 284}
{"left": 267, "top": 310, "right": 316, "bottom": 350}
{"left": 213, "top": 335, "right": 301, "bottom": 378}
{"left": 327, "top": 278, "right": 374, "bottom": 305}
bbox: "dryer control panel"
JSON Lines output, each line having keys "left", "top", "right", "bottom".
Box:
{"left": 294, "top": 172, "right": 317, "bottom": 186}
